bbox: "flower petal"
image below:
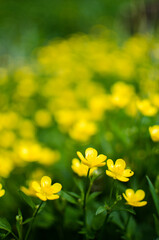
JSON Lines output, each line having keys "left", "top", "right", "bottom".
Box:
{"left": 93, "top": 162, "right": 106, "bottom": 167}
{"left": 47, "top": 194, "right": 59, "bottom": 200}
{"left": 50, "top": 183, "right": 62, "bottom": 194}
{"left": 115, "top": 159, "right": 126, "bottom": 170}
{"left": 85, "top": 148, "right": 97, "bottom": 161}
{"left": 32, "top": 181, "right": 41, "bottom": 192}
{"left": 116, "top": 175, "right": 129, "bottom": 182}
{"left": 135, "top": 190, "right": 145, "bottom": 201}
{"left": 127, "top": 201, "right": 147, "bottom": 207}
{"left": 36, "top": 193, "right": 47, "bottom": 201}
{"left": 41, "top": 176, "right": 52, "bottom": 188}
{"left": 107, "top": 159, "right": 114, "bottom": 171}
{"left": 96, "top": 154, "right": 107, "bottom": 163}
{"left": 125, "top": 189, "right": 135, "bottom": 198}
{"left": 106, "top": 170, "right": 116, "bottom": 179}
{"left": 0, "top": 189, "right": 5, "bottom": 197}
{"left": 123, "top": 169, "right": 134, "bottom": 177}
{"left": 77, "top": 151, "right": 86, "bottom": 162}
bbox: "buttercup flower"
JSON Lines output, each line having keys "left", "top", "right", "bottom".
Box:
{"left": 71, "top": 158, "right": 97, "bottom": 177}
{"left": 149, "top": 125, "right": 159, "bottom": 142}
{"left": 123, "top": 189, "right": 147, "bottom": 207}
{"left": 0, "top": 184, "right": 5, "bottom": 197}
{"left": 77, "top": 148, "right": 107, "bottom": 168}
{"left": 106, "top": 159, "right": 134, "bottom": 182}
{"left": 32, "top": 176, "right": 62, "bottom": 201}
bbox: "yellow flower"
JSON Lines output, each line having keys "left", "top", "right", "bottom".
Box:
{"left": 21, "top": 181, "right": 37, "bottom": 197}
{"left": 0, "top": 184, "right": 5, "bottom": 197}
{"left": 106, "top": 159, "right": 134, "bottom": 182}
{"left": 137, "top": 99, "right": 157, "bottom": 116}
{"left": 123, "top": 189, "right": 147, "bottom": 207}
{"left": 71, "top": 158, "right": 97, "bottom": 177}
{"left": 77, "top": 148, "right": 107, "bottom": 168}
{"left": 32, "top": 176, "right": 62, "bottom": 201}
{"left": 149, "top": 125, "right": 159, "bottom": 142}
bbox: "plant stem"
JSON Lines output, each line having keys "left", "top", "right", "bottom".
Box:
{"left": 25, "top": 201, "right": 43, "bottom": 240}
{"left": 109, "top": 180, "right": 115, "bottom": 203}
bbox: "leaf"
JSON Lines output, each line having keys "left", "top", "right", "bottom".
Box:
{"left": 153, "top": 214, "right": 159, "bottom": 236}
{"left": 66, "top": 191, "right": 80, "bottom": 199}
{"left": 0, "top": 218, "right": 11, "bottom": 232}
{"left": 0, "top": 232, "right": 10, "bottom": 239}
{"left": 60, "top": 190, "right": 77, "bottom": 204}
{"left": 96, "top": 206, "right": 107, "bottom": 215}
{"left": 146, "top": 176, "right": 159, "bottom": 216}
{"left": 19, "top": 190, "right": 35, "bottom": 209}
{"left": 22, "top": 218, "right": 33, "bottom": 225}
{"left": 74, "top": 178, "right": 84, "bottom": 195}
{"left": 87, "top": 192, "right": 102, "bottom": 203}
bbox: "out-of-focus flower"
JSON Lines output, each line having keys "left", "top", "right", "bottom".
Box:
{"left": 123, "top": 189, "right": 147, "bottom": 207}
{"left": 149, "top": 125, "right": 159, "bottom": 142}
{"left": 21, "top": 181, "right": 37, "bottom": 197}
{"left": 137, "top": 99, "right": 158, "bottom": 116}
{"left": 69, "top": 120, "right": 97, "bottom": 142}
{"left": 34, "top": 109, "right": 52, "bottom": 127}
{"left": 32, "top": 176, "right": 62, "bottom": 201}
{"left": 0, "top": 184, "right": 5, "bottom": 197}
{"left": 77, "top": 148, "right": 106, "bottom": 168}
{"left": 71, "top": 158, "right": 97, "bottom": 177}
{"left": 106, "top": 159, "right": 134, "bottom": 182}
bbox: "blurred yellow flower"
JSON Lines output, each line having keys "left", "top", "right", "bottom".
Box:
{"left": 0, "top": 184, "right": 5, "bottom": 197}
{"left": 32, "top": 176, "right": 62, "bottom": 201}
{"left": 71, "top": 158, "right": 97, "bottom": 177}
{"left": 21, "top": 181, "right": 37, "bottom": 197}
{"left": 106, "top": 159, "right": 134, "bottom": 182}
{"left": 34, "top": 109, "right": 52, "bottom": 127}
{"left": 77, "top": 148, "right": 106, "bottom": 168}
{"left": 137, "top": 99, "right": 158, "bottom": 116}
{"left": 149, "top": 125, "right": 159, "bottom": 142}
{"left": 123, "top": 189, "right": 147, "bottom": 207}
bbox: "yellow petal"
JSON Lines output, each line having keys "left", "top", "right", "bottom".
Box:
{"left": 32, "top": 181, "right": 41, "bottom": 192}
{"left": 36, "top": 193, "right": 47, "bottom": 201}
{"left": 115, "top": 159, "right": 126, "bottom": 170}
{"left": 47, "top": 194, "right": 59, "bottom": 200}
{"left": 116, "top": 175, "right": 129, "bottom": 182}
{"left": 85, "top": 148, "right": 97, "bottom": 161}
{"left": 77, "top": 151, "right": 86, "bottom": 162}
{"left": 0, "top": 189, "right": 5, "bottom": 197}
{"left": 123, "top": 169, "right": 134, "bottom": 177}
{"left": 123, "top": 193, "right": 129, "bottom": 202}
{"left": 41, "top": 176, "right": 52, "bottom": 188}
{"left": 93, "top": 162, "right": 106, "bottom": 167}
{"left": 96, "top": 154, "right": 107, "bottom": 163}
{"left": 127, "top": 201, "right": 147, "bottom": 207}
{"left": 72, "top": 158, "right": 80, "bottom": 167}
{"left": 135, "top": 190, "right": 145, "bottom": 201}
{"left": 107, "top": 159, "right": 114, "bottom": 170}
{"left": 125, "top": 189, "right": 135, "bottom": 198}
{"left": 106, "top": 170, "right": 116, "bottom": 179}
{"left": 50, "top": 183, "right": 62, "bottom": 194}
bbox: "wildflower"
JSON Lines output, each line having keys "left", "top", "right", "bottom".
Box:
{"left": 21, "top": 181, "right": 37, "bottom": 197}
{"left": 32, "top": 176, "right": 62, "bottom": 201}
{"left": 123, "top": 189, "right": 147, "bottom": 207}
{"left": 71, "top": 158, "right": 97, "bottom": 177}
{"left": 106, "top": 159, "right": 134, "bottom": 182}
{"left": 149, "top": 125, "right": 159, "bottom": 142}
{"left": 0, "top": 184, "right": 5, "bottom": 197}
{"left": 137, "top": 99, "right": 157, "bottom": 116}
{"left": 77, "top": 148, "right": 106, "bottom": 168}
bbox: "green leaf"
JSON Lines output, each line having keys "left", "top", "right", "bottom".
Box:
{"left": 19, "top": 190, "right": 35, "bottom": 209}
{"left": 153, "top": 214, "right": 159, "bottom": 236}
{"left": 67, "top": 191, "right": 80, "bottom": 199}
{"left": 22, "top": 218, "right": 33, "bottom": 225}
{"left": 146, "top": 176, "right": 159, "bottom": 216}
{"left": 0, "top": 232, "right": 10, "bottom": 239}
{"left": 96, "top": 206, "right": 107, "bottom": 215}
{"left": 74, "top": 178, "right": 84, "bottom": 195}
{"left": 60, "top": 190, "right": 77, "bottom": 204}
{"left": 0, "top": 218, "right": 11, "bottom": 232}
{"left": 87, "top": 192, "right": 102, "bottom": 203}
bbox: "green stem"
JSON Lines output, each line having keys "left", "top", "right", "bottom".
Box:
{"left": 11, "top": 231, "right": 19, "bottom": 240}
{"left": 83, "top": 168, "right": 91, "bottom": 238}
{"left": 109, "top": 180, "right": 115, "bottom": 203}
{"left": 25, "top": 201, "right": 43, "bottom": 240}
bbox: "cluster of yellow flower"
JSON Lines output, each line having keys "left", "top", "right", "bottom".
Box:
{"left": 72, "top": 147, "right": 147, "bottom": 207}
